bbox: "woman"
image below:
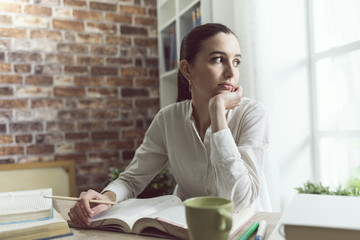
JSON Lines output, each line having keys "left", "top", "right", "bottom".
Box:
{"left": 69, "top": 23, "right": 271, "bottom": 227}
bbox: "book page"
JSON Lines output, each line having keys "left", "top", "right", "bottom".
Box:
{"left": 0, "top": 188, "right": 53, "bottom": 224}
{"left": 90, "top": 195, "right": 182, "bottom": 231}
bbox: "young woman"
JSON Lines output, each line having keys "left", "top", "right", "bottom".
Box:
{"left": 69, "top": 23, "right": 271, "bottom": 227}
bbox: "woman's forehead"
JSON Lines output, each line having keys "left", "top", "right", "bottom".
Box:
{"left": 200, "top": 32, "right": 241, "bottom": 55}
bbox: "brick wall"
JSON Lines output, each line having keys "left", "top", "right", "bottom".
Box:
{"left": 0, "top": 0, "right": 159, "bottom": 194}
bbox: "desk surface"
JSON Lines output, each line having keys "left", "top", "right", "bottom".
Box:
{"left": 54, "top": 200, "right": 282, "bottom": 240}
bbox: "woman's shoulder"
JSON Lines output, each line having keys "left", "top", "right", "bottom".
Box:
{"left": 157, "top": 100, "right": 191, "bottom": 118}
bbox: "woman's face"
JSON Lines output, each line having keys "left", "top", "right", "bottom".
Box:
{"left": 188, "top": 32, "right": 241, "bottom": 100}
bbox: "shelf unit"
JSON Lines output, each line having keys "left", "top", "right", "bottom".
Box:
{"left": 157, "top": 0, "right": 211, "bottom": 108}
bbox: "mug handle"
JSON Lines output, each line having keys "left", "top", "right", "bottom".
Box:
{"left": 216, "top": 209, "right": 233, "bottom": 231}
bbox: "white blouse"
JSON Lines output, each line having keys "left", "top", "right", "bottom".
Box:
{"left": 103, "top": 97, "right": 271, "bottom": 211}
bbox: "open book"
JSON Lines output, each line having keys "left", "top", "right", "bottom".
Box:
{"left": 69, "top": 195, "right": 255, "bottom": 239}
{"left": 0, "top": 188, "right": 53, "bottom": 224}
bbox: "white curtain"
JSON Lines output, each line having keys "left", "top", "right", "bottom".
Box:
{"left": 211, "top": 0, "right": 313, "bottom": 211}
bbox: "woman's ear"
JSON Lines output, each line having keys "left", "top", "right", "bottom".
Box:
{"left": 179, "top": 59, "right": 192, "bottom": 81}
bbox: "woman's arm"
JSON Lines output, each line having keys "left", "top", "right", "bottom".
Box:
{"left": 208, "top": 91, "right": 268, "bottom": 210}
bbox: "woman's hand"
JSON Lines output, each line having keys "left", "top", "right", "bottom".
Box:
{"left": 68, "top": 189, "right": 115, "bottom": 227}
{"left": 208, "top": 85, "right": 243, "bottom": 133}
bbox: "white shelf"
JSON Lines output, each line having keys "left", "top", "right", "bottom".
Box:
{"left": 158, "top": 0, "right": 209, "bottom": 109}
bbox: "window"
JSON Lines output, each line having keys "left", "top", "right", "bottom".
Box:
{"left": 308, "top": 0, "right": 360, "bottom": 187}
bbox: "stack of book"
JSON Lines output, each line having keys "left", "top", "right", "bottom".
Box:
{"left": 0, "top": 188, "right": 72, "bottom": 240}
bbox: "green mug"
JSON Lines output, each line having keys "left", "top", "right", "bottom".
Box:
{"left": 184, "top": 196, "right": 233, "bottom": 240}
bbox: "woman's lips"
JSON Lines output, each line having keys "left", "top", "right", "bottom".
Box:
{"left": 218, "top": 83, "right": 233, "bottom": 91}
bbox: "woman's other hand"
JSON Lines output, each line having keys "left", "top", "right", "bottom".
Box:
{"left": 68, "top": 189, "right": 115, "bottom": 227}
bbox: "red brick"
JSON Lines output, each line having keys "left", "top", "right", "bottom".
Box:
{"left": 77, "top": 56, "right": 104, "bottom": 66}
{"left": 88, "top": 88, "right": 118, "bottom": 98}
{"left": 106, "top": 13, "right": 132, "bottom": 23}
{"left": 92, "top": 131, "right": 118, "bottom": 140}
{"left": 74, "top": 76, "right": 103, "bottom": 86}
{"left": 54, "top": 87, "right": 85, "bottom": 97}
{"left": 14, "top": 64, "right": 31, "bottom": 73}
{"left": 58, "top": 110, "right": 89, "bottom": 120}
{"left": 65, "top": 132, "right": 89, "bottom": 141}
{"left": 107, "top": 99, "right": 132, "bottom": 108}
{"left": 24, "top": 5, "right": 52, "bottom": 16}
{"left": 134, "top": 38, "right": 157, "bottom": 47}
{"left": 108, "top": 140, "right": 134, "bottom": 150}
{"left": 91, "top": 66, "right": 118, "bottom": 76}
{"left": 16, "top": 135, "right": 32, "bottom": 144}
{"left": 92, "top": 109, "right": 118, "bottom": 119}
{"left": 31, "top": 99, "right": 63, "bottom": 108}
{"left": 0, "top": 63, "right": 11, "bottom": 72}
{"left": 0, "top": 146, "right": 24, "bottom": 156}
{"left": 8, "top": 52, "right": 42, "bottom": 63}
{"left": 75, "top": 142, "right": 105, "bottom": 152}
{"left": 121, "top": 68, "right": 147, "bottom": 77}
{"left": 53, "top": 19, "right": 84, "bottom": 31}
{"left": 91, "top": 46, "right": 117, "bottom": 56}
{"left": 120, "top": 25, "right": 147, "bottom": 36}
{"left": 87, "top": 22, "right": 116, "bottom": 35}
{"left": 0, "top": 99, "right": 27, "bottom": 109}
{"left": 135, "top": 98, "right": 159, "bottom": 108}
{"left": 30, "top": 30, "right": 62, "bottom": 41}
{"left": 77, "top": 33, "right": 102, "bottom": 44}
{"left": 0, "top": 87, "right": 13, "bottom": 97}
{"left": 77, "top": 122, "right": 105, "bottom": 131}
{"left": 122, "top": 129, "right": 146, "bottom": 139}
{"left": 106, "top": 57, "right": 132, "bottom": 65}
{"left": 55, "top": 154, "right": 86, "bottom": 163}
{"left": 135, "top": 17, "right": 156, "bottom": 26}
{"left": 120, "top": 6, "right": 146, "bottom": 15}
{"left": 0, "top": 135, "right": 13, "bottom": 144}
{"left": 107, "top": 77, "right": 133, "bottom": 86}
{"left": 107, "top": 120, "right": 133, "bottom": 129}
{"left": 64, "top": 66, "right": 88, "bottom": 74}
{"left": 67, "top": 99, "right": 104, "bottom": 109}
{"left": 26, "top": 76, "right": 53, "bottom": 85}
{"left": 0, "top": 3, "right": 21, "bottom": 13}
{"left": 63, "top": 0, "right": 86, "bottom": 8}
{"left": 47, "top": 122, "right": 75, "bottom": 132}
{"left": 121, "top": 88, "right": 148, "bottom": 97}
{"left": 45, "top": 54, "right": 74, "bottom": 64}
{"left": 90, "top": 2, "right": 116, "bottom": 12}
{"left": 73, "top": 10, "right": 102, "bottom": 21}
{"left": 0, "top": 75, "right": 22, "bottom": 84}
{"left": 57, "top": 43, "right": 88, "bottom": 54}
{"left": 0, "top": 28, "right": 27, "bottom": 38}
{"left": 27, "top": 144, "right": 54, "bottom": 154}
{"left": 106, "top": 36, "right": 131, "bottom": 45}
{"left": 135, "top": 78, "right": 157, "bottom": 87}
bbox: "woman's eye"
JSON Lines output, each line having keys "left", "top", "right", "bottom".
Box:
{"left": 233, "top": 59, "right": 241, "bottom": 67}
{"left": 213, "top": 57, "right": 222, "bottom": 63}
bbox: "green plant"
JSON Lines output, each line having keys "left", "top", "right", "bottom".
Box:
{"left": 295, "top": 181, "right": 359, "bottom": 196}
{"left": 108, "top": 166, "right": 176, "bottom": 198}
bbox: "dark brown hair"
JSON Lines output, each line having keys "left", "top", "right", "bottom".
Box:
{"left": 176, "top": 23, "right": 236, "bottom": 102}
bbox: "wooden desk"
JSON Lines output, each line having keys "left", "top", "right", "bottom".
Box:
{"left": 54, "top": 200, "right": 282, "bottom": 240}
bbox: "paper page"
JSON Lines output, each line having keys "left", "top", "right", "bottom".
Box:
{"left": 91, "top": 195, "right": 182, "bottom": 230}
{"left": 0, "top": 188, "right": 53, "bottom": 224}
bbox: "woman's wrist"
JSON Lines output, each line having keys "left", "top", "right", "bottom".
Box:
{"left": 209, "top": 96, "right": 227, "bottom": 132}
{"left": 102, "top": 191, "right": 116, "bottom": 202}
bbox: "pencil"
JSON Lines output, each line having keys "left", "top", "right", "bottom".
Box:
{"left": 43, "top": 195, "right": 118, "bottom": 205}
